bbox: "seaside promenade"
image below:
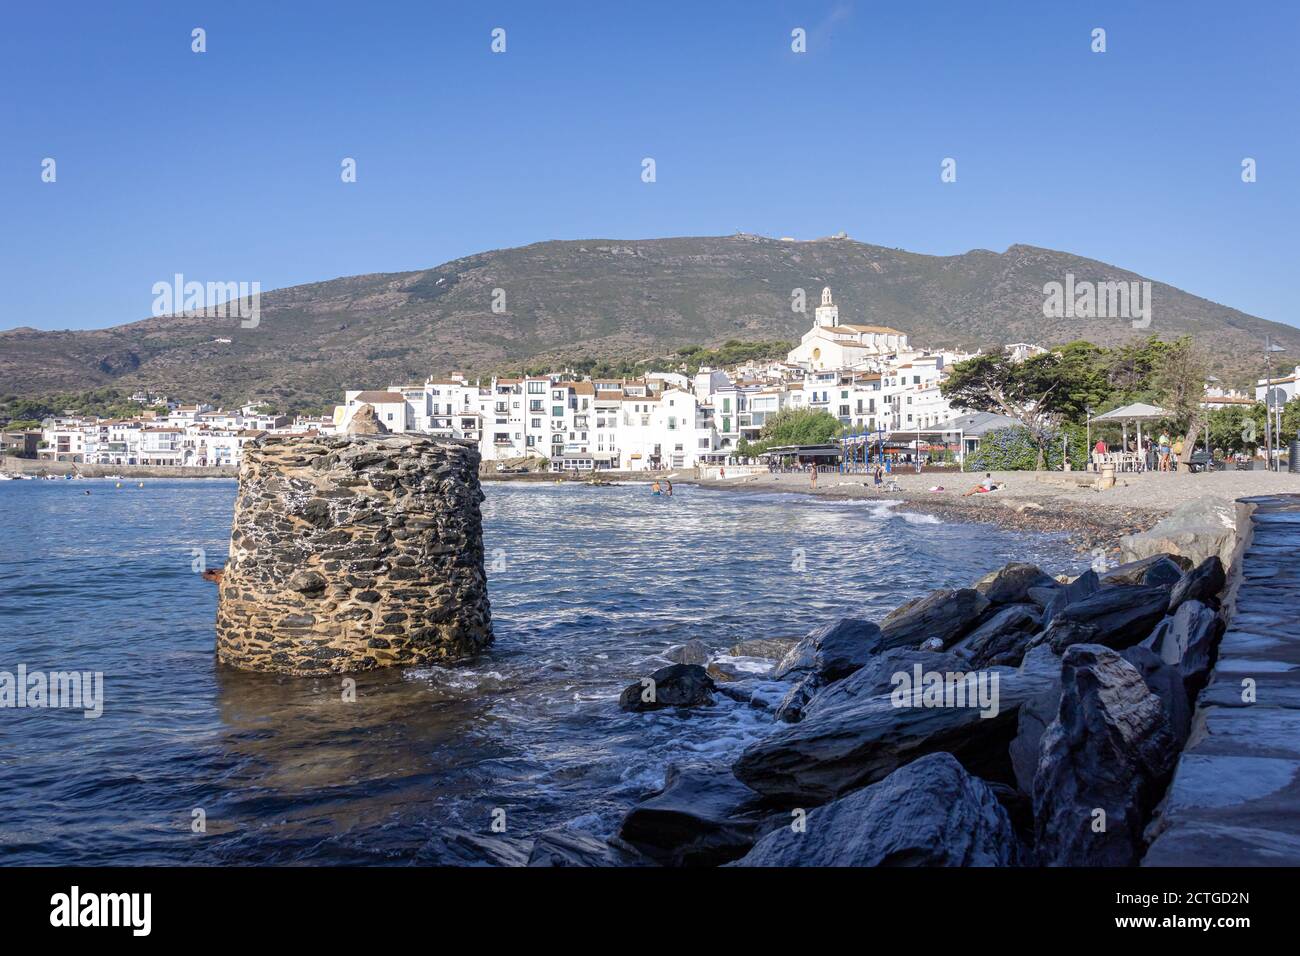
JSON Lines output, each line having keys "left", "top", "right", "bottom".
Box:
{"left": 1145, "top": 494, "right": 1300, "bottom": 864}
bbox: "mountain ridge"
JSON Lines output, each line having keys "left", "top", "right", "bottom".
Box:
{"left": 2, "top": 235, "right": 1294, "bottom": 409}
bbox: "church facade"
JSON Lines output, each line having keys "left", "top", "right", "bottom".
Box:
{"left": 786, "top": 287, "right": 910, "bottom": 371}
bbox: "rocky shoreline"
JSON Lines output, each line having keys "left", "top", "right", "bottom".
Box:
{"left": 599, "top": 547, "right": 1230, "bottom": 867}
{"left": 429, "top": 497, "right": 1249, "bottom": 867}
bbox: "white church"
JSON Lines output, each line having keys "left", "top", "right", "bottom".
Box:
{"left": 787, "top": 287, "right": 910, "bottom": 371}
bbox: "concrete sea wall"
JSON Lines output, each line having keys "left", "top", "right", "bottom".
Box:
{"left": 215, "top": 434, "right": 492, "bottom": 675}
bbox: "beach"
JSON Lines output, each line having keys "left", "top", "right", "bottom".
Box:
{"left": 693, "top": 468, "right": 1300, "bottom": 553}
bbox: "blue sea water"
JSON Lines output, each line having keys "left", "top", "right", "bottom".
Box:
{"left": 0, "top": 479, "right": 1086, "bottom": 864}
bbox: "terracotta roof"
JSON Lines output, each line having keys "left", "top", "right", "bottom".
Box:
{"left": 572, "top": 381, "right": 595, "bottom": 395}
{"left": 840, "top": 324, "right": 906, "bottom": 334}
{"left": 354, "top": 391, "right": 405, "bottom": 403}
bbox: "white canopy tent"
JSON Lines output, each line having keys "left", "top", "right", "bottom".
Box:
{"left": 1093, "top": 402, "right": 1171, "bottom": 458}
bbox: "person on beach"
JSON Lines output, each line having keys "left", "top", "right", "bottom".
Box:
{"left": 873, "top": 463, "right": 883, "bottom": 487}
{"left": 810, "top": 466, "right": 818, "bottom": 490}
{"left": 1171, "top": 437, "right": 1183, "bottom": 471}
{"left": 1158, "top": 432, "right": 1171, "bottom": 472}
{"left": 962, "top": 473, "right": 997, "bottom": 497}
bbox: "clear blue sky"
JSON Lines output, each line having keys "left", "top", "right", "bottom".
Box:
{"left": 1, "top": 0, "right": 1296, "bottom": 331}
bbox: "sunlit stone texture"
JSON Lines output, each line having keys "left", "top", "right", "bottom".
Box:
{"left": 215, "top": 434, "right": 492, "bottom": 674}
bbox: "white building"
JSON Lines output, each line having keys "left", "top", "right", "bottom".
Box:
{"left": 338, "top": 390, "right": 410, "bottom": 432}
{"left": 1256, "top": 364, "right": 1300, "bottom": 406}
{"left": 787, "top": 287, "right": 910, "bottom": 371}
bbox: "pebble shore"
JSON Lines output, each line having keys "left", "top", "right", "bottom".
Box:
{"left": 690, "top": 469, "right": 1300, "bottom": 554}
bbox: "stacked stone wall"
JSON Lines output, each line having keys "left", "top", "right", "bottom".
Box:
{"left": 215, "top": 434, "right": 492, "bottom": 674}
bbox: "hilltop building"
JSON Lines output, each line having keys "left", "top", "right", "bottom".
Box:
{"left": 787, "top": 287, "right": 910, "bottom": 371}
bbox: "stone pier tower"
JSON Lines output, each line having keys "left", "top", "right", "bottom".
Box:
{"left": 215, "top": 433, "right": 493, "bottom": 675}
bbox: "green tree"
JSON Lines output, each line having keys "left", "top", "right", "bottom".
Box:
{"left": 1149, "top": 337, "right": 1209, "bottom": 466}
{"left": 941, "top": 349, "right": 1097, "bottom": 469}
{"left": 746, "top": 408, "right": 843, "bottom": 455}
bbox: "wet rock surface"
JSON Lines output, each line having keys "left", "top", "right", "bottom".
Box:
{"left": 215, "top": 434, "right": 492, "bottom": 675}
{"left": 618, "top": 663, "right": 715, "bottom": 712}
{"left": 732, "top": 753, "right": 1021, "bottom": 867}
{"left": 617, "top": 762, "right": 773, "bottom": 866}
{"left": 773, "top": 617, "right": 884, "bottom": 681}
{"left": 733, "top": 662, "right": 1052, "bottom": 803}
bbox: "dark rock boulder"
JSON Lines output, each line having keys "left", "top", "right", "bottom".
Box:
{"left": 729, "top": 637, "right": 799, "bottom": 660}
{"left": 975, "top": 562, "right": 1057, "bottom": 605}
{"left": 951, "top": 604, "right": 1043, "bottom": 668}
{"left": 773, "top": 673, "right": 823, "bottom": 723}
{"left": 1167, "top": 556, "right": 1227, "bottom": 613}
{"left": 706, "top": 655, "right": 776, "bottom": 683}
{"left": 1102, "top": 553, "right": 1189, "bottom": 588}
{"left": 731, "top": 753, "right": 1021, "bottom": 867}
{"left": 1039, "top": 585, "right": 1170, "bottom": 654}
{"left": 734, "top": 662, "right": 1054, "bottom": 803}
{"left": 618, "top": 663, "right": 714, "bottom": 712}
{"left": 984, "top": 780, "right": 1035, "bottom": 846}
{"left": 414, "top": 828, "right": 530, "bottom": 866}
{"left": 1033, "top": 644, "right": 1177, "bottom": 866}
{"left": 1009, "top": 644, "right": 1064, "bottom": 794}
{"left": 1121, "top": 645, "right": 1192, "bottom": 748}
{"left": 1033, "top": 569, "right": 1100, "bottom": 627}
{"left": 879, "top": 587, "right": 990, "bottom": 650}
{"left": 616, "top": 763, "right": 771, "bottom": 866}
{"left": 1141, "top": 599, "right": 1225, "bottom": 696}
{"left": 663, "top": 639, "right": 710, "bottom": 665}
{"left": 773, "top": 618, "right": 883, "bottom": 681}
{"left": 526, "top": 829, "right": 654, "bottom": 867}
{"left": 801, "top": 646, "right": 967, "bottom": 719}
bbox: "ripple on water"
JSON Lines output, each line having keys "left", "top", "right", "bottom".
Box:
{"left": 0, "top": 479, "right": 1086, "bottom": 863}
